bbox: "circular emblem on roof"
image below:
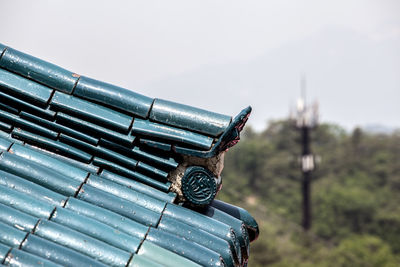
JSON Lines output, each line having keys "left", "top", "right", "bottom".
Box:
{"left": 181, "top": 166, "right": 217, "bottom": 206}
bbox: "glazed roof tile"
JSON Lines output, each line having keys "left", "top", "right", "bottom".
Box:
{"left": 0, "top": 43, "right": 258, "bottom": 267}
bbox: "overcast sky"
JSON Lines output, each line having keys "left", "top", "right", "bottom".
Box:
{"left": 1, "top": 0, "right": 399, "bottom": 131}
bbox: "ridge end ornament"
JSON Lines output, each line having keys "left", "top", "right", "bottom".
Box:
{"left": 181, "top": 166, "right": 217, "bottom": 206}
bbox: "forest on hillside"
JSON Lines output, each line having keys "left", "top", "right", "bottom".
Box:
{"left": 217, "top": 120, "right": 400, "bottom": 266}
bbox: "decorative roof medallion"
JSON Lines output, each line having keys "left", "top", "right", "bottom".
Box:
{"left": 181, "top": 166, "right": 217, "bottom": 206}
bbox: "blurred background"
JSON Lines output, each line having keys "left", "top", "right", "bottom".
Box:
{"left": 1, "top": 1, "right": 399, "bottom": 266}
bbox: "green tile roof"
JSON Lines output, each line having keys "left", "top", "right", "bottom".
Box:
{"left": 0, "top": 43, "right": 258, "bottom": 267}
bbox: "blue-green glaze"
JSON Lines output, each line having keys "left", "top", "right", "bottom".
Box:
{"left": 158, "top": 216, "right": 235, "bottom": 267}
{"left": 0, "top": 91, "right": 56, "bottom": 120}
{"left": 93, "top": 157, "right": 171, "bottom": 192}
{"left": 64, "top": 198, "right": 149, "bottom": 240}
{"left": 175, "top": 106, "right": 252, "bottom": 158}
{"left": 128, "top": 254, "right": 164, "bottom": 267}
{"left": 0, "top": 170, "right": 67, "bottom": 206}
{"left": 33, "top": 220, "right": 131, "bottom": 267}
{"left": 96, "top": 144, "right": 137, "bottom": 170}
{"left": 99, "top": 138, "right": 178, "bottom": 170}
{"left": 0, "top": 136, "right": 12, "bottom": 150}
{"left": 74, "top": 76, "right": 153, "bottom": 118}
{"left": 0, "top": 110, "right": 58, "bottom": 139}
{"left": 0, "top": 242, "right": 10, "bottom": 262}
{"left": 0, "top": 102, "right": 19, "bottom": 114}
{"left": 98, "top": 138, "right": 135, "bottom": 152}
{"left": 0, "top": 203, "right": 38, "bottom": 232}
{"left": 139, "top": 138, "right": 171, "bottom": 151}
{"left": 146, "top": 228, "right": 224, "bottom": 267}
{"left": 132, "top": 118, "right": 214, "bottom": 150}
{"left": 0, "top": 68, "right": 53, "bottom": 107}
{"left": 4, "top": 248, "right": 62, "bottom": 267}
{"left": 0, "top": 43, "right": 6, "bottom": 57}
{"left": 25, "top": 144, "right": 99, "bottom": 174}
{"left": 0, "top": 185, "right": 54, "bottom": 218}
{"left": 100, "top": 170, "right": 176, "bottom": 203}
{"left": 58, "top": 133, "right": 98, "bottom": 154}
{"left": 181, "top": 166, "right": 217, "bottom": 206}
{"left": 12, "top": 129, "right": 92, "bottom": 163}
{"left": 211, "top": 199, "right": 259, "bottom": 242}
{"left": 136, "top": 161, "right": 169, "bottom": 180}
{"left": 56, "top": 112, "right": 134, "bottom": 146}
{"left": 0, "top": 130, "right": 23, "bottom": 145}
{"left": 9, "top": 144, "right": 88, "bottom": 183}
{"left": 0, "top": 43, "right": 259, "bottom": 265}
{"left": 50, "top": 208, "right": 142, "bottom": 253}
{"left": 77, "top": 184, "right": 162, "bottom": 227}
{"left": 136, "top": 240, "right": 201, "bottom": 267}
{"left": 86, "top": 174, "right": 166, "bottom": 213}
{"left": 0, "top": 152, "right": 81, "bottom": 197}
{"left": 163, "top": 203, "right": 232, "bottom": 241}
{"left": 20, "top": 111, "right": 99, "bottom": 145}
{"left": 163, "top": 203, "right": 240, "bottom": 261}
{"left": 0, "top": 121, "right": 12, "bottom": 132}
{"left": 0, "top": 47, "right": 78, "bottom": 94}
{"left": 131, "top": 146, "right": 178, "bottom": 170}
{"left": 22, "top": 234, "right": 108, "bottom": 267}
{"left": 149, "top": 98, "right": 231, "bottom": 137}
{"left": 0, "top": 221, "right": 27, "bottom": 247}
{"left": 51, "top": 91, "right": 133, "bottom": 133}
{"left": 196, "top": 205, "right": 249, "bottom": 260}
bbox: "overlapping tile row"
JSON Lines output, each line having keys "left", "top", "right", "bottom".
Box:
{"left": 0, "top": 68, "right": 176, "bottom": 192}
{"left": 0, "top": 135, "right": 258, "bottom": 266}
{"left": 0, "top": 43, "right": 259, "bottom": 266}
{"left": 0, "top": 43, "right": 234, "bottom": 194}
{"left": 0, "top": 43, "right": 231, "bottom": 139}
{"left": 0, "top": 44, "right": 255, "bottom": 204}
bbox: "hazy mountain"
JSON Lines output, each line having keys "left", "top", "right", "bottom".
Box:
{"left": 144, "top": 26, "right": 400, "bottom": 131}
{"left": 362, "top": 124, "right": 398, "bottom": 134}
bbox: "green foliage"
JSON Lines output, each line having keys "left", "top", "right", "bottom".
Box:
{"left": 313, "top": 183, "right": 378, "bottom": 239}
{"left": 329, "top": 235, "right": 398, "bottom": 267}
{"left": 218, "top": 120, "right": 400, "bottom": 266}
{"left": 370, "top": 213, "right": 400, "bottom": 253}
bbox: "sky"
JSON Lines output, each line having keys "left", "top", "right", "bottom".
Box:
{"left": 1, "top": 0, "right": 399, "bottom": 131}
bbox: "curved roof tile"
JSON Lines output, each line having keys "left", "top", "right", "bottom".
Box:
{"left": 0, "top": 43, "right": 258, "bottom": 267}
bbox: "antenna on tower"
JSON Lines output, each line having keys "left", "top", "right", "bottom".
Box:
{"left": 290, "top": 74, "right": 319, "bottom": 231}
{"left": 300, "top": 73, "right": 306, "bottom": 105}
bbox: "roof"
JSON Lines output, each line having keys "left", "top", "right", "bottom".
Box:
{"left": 0, "top": 43, "right": 258, "bottom": 267}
